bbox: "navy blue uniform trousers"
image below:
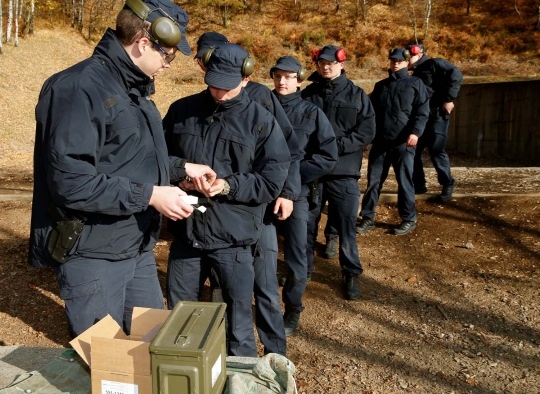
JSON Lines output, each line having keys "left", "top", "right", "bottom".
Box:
{"left": 253, "top": 218, "right": 287, "bottom": 356}
{"left": 361, "top": 141, "right": 417, "bottom": 222}
{"left": 413, "top": 113, "right": 455, "bottom": 189}
{"left": 277, "top": 197, "right": 309, "bottom": 313}
{"left": 307, "top": 178, "right": 363, "bottom": 277}
{"left": 53, "top": 250, "right": 164, "bottom": 338}
{"left": 167, "top": 242, "right": 257, "bottom": 357}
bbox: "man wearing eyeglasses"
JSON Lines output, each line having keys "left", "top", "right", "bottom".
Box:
{"left": 29, "top": 0, "right": 199, "bottom": 338}
{"left": 301, "top": 44, "right": 375, "bottom": 300}
{"left": 270, "top": 56, "right": 338, "bottom": 336}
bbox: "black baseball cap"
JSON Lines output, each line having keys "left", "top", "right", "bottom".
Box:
{"left": 389, "top": 48, "right": 408, "bottom": 61}
{"left": 204, "top": 44, "right": 251, "bottom": 90}
{"left": 195, "top": 32, "right": 230, "bottom": 59}
{"left": 270, "top": 56, "right": 302, "bottom": 74}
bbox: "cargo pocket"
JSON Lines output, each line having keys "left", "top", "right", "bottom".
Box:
{"left": 59, "top": 278, "right": 106, "bottom": 334}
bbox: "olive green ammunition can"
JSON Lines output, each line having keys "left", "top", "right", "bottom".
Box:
{"left": 150, "top": 301, "right": 227, "bottom": 394}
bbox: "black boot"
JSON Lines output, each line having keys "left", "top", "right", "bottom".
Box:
{"left": 355, "top": 218, "right": 375, "bottom": 234}
{"left": 283, "top": 308, "right": 301, "bottom": 337}
{"left": 440, "top": 184, "right": 455, "bottom": 202}
{"left": 343, "top": 274, "right": 360, "bottom": 300}
{"left": 324, "top": 236, "right": 338, "bottom": 258}
{"left": 394, "top": 221, "right": 417, "bottom": 236}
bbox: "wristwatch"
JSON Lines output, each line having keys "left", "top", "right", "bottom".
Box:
{"left": 219, "top": 180, "right": 230, "bottom": 196}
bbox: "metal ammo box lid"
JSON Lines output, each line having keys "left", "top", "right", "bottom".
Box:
{"left": 150, "top": 301, "right": 227, "bottom": 394}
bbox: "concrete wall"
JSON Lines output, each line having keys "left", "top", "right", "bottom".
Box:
{"left": 447, "top": 80, "right": 540, "bottom": 160}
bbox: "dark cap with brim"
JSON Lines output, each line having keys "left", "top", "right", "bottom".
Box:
{"left": 143, "top": 0, "right": 191, "bottom": 55}
{"left": 318, "top": 45, "right": 341, "bottom": 62}
{"left": 195, "top": 32, "right": 229, "bottom": 59}
{"left": 204, "top": 44, "right": 249, "bottom": 90}
{"left": 389, "top": 47, "right": 408, "bottom": 61}
{"left": 270, "top": 56, "right": 301, "bottom": 75}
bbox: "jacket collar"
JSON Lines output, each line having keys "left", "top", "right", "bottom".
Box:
{"left": 388, "top": 67, "right": 410, "bottom": 80}
{"left": 412, "top": 53, "right": 430, "bottom": 70}
{"left": 205, "top": 87, "right": 250, "bottom": 113}
{"left": 274, "top": 89, "right": 302, "bottom": 108}
{"left": 320, "top": 70, "right": 348, "bottom": 91}
{"left": 92, "top": 28, "right": 154, "bottom": 97}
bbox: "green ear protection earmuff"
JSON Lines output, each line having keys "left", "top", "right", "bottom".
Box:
{"left": 388, "top": 48, "right": 412, "bottom": 60}
{"left": 269, "top": 66, "right": 308, "bottom": 82}
{"left": 125, "top": 0, "right": 181, "bottom": 48}
{"left": 201, "top": 46, "right": 255, "bottom": 77}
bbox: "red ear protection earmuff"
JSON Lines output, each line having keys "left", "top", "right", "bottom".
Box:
{"left": 313, "top": 47, "right": 346, "bottom": 62}
{"left": 335, "top": 48, "right": 346, "bottom": 62}
{"left": 409, "top": 45, "right": 423, "bottom": 55}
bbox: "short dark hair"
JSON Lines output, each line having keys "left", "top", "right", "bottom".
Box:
{"left": 115, "top": 8, "right": 150, "bottom": 47}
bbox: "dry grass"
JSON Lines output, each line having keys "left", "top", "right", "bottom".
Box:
{"left": 1, "top": 0, "right": 539, "bottom": 172}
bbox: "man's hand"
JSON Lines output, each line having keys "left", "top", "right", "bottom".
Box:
{"left": 185, "top": 163, "right": 217, "bottom": 185}
{"left": 407, "top": 134, "right": 419, "bottom": 147}
{"left": 205, "top": 178, "right": 227, "bottom": 197}
{"left": 149, "top": 186, "right": 194, "bottom": 221}
{"left": 442, "top": 101, "right": 455, "bottom": 114}
{"left": 274, "top": 197, "right": 293, "bottom": 220}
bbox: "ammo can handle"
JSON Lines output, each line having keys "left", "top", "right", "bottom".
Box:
{"left": 174, "top": 308, "right": 203, "bottom": 346}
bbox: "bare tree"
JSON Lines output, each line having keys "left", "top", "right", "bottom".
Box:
{"left": 7, "top": 0, "right": 14, "bottom": 42}
{"left": 402, "top": 0, "right": 419, "bottom": 43}
{"left": 354, "top": 0, "right": 379, "bottom": 23}
{"left": 14, "top": 0, "right": 19, "bottom": 46}
{"left": 202, "top": 0, "right": 246, "bottom": 27}
{"left": 72, "top": 0, "right": 76, "bottom": 27}
{"left": 0, "top": 0, "right": 3, "bottom": 54}
{"left": 514, "top": 0, "right": 521, "bottom": 18}
{"left": 536, "top": 1, "right": 540, "bottom": 30}
{"left": 402, "top": 0, "right": 436, "bottom": 42}
{"left": 424, "top": 0, "right": 432, "bottom": 39}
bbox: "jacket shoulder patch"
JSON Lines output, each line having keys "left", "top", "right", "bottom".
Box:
{"left": 103, "top": 97, "right": 117, "bottom": 109}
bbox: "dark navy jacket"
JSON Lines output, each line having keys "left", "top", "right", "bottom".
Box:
{"left": 163, "top": 89, "right": 291, "bottom": 249}
{"left": 301, "top": 71, "right": 375, "bottom": 179}
{"left": 274, "top": 89, "right": 338, "bottom": 198}
{"left": 244, "top": 81, "right": 302, "bottom": 201}
{"left": 29, "top": 28, "right": 168, "bottom": 268}
{"left": 370, "top": 67, "right": 430, "bottom": 143}
{"left": 411, "top": 54, "right": 463, "bottom": 110}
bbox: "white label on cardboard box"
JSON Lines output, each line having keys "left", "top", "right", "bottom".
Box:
{"left": 101, "top": 380, "right": 138, "bottom": 394}
{"left": 211, "top": 354, "right": 222, "bottom": 387}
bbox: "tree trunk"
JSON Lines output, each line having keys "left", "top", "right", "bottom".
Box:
{"left": 424, "top": 0, "right": 432, "bottom": 40}
{"left": 7, "top": 0, "right": 13, "bottom": 42}
{"left": 29, "top": 0, "right": 34, "bottom": 34}
{"left": 72, "top": 0, "right": 76, "bottom": 27}
{"left": 389, "top": 0, "right": 396, "bottom": 5}
{"left": 14, "top": 0, "right": 19, "bottom": 46}
{"left": 536, "top": 2, "right": 540, "bottom": 30}
{"left": 514, "top": 0, "right": 521, "bottom": 18}
{"left": 78, "top": 0, "right": 84, "bottom": 31}
{"left": 0, "top": 0, "right": 4, "bottom": 54}
{"left": 467, "top": 0, "right": 470, "bottom": 16}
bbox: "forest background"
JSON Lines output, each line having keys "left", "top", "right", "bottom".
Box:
{"left": 1, "top": 0, "right": 540, "bottom": 78}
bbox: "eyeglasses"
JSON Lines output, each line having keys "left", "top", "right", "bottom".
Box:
{"left": 143, "top": 29, "right": 176, "bottom": 63}
{"left": 273, "top": 74, "right": 298, "bottom": 81}
{"left": 317, "top": 60, "right": 340, "bottom": 67}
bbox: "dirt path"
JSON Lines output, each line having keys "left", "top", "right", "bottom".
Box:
{"left": 1, "top": 159, "right": 539, "bottom": 393}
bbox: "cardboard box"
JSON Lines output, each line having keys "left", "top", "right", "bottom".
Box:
{"left": 71, "top": 307, "right": 171, "bottom": 394}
